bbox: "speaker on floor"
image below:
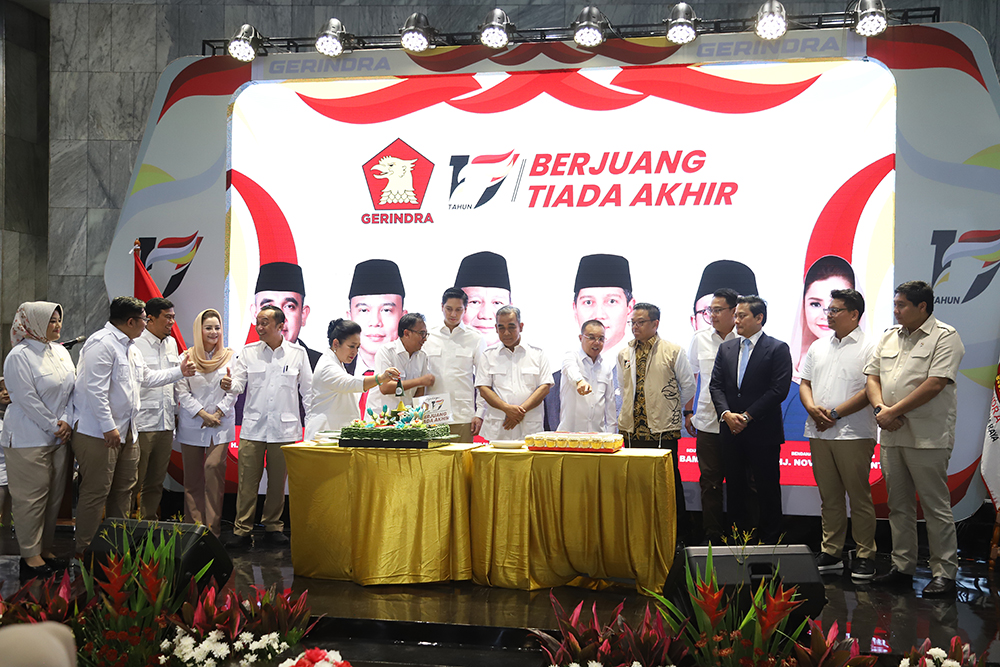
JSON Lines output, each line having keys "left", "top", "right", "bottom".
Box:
{"left": 663, "top": 544, "right": 826, "bottom": 624}
{"left": 85, "top": 519, "right": 233, "bottom": 590}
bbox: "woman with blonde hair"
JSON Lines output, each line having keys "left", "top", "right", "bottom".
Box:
{"left": 175, "top": 309, "right": 236, "bottom": 537}
{"left": 2, "top": 301, "right": 75, "bottom": 579}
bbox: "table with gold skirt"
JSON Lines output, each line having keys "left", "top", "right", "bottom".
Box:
{"left": 469, "top": 446, "right": 676, "bottom": 594}
{"left": 283, "top": 443, "right": 477, "bottom": 585}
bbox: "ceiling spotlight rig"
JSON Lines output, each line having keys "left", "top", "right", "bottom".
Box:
{"left": 203, "top": 6, "right": 939, "bottom": 59}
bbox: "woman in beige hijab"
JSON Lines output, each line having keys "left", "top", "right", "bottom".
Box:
{"left": 175, "top": 309, "right": 235, "bottom": 537}
{"left": 2, "top": 301, "right": 75, "bottom": 579}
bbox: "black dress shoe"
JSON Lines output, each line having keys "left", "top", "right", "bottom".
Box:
{"left": 263, "top": 531, "right": 290, "bottom": 546}
{"left": 922, "top": 576, "right": 956, "bottom": 597}
{"left": 20, "top": 558, "right": 54, "bottom": 581}
{"left": 44, "top": 556, "right": 70, "bottom": 571}
{"left": 871, "top": 567, "right": 913, "bottom": 588}
{"left": 220, "top": 532, "right": 253, "bottom": 550}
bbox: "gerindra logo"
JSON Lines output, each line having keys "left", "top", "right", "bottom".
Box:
{"left": 448, "top": 150, "right": 519, "bottom": 210}
{"left": 931, "top": 228, "right": 1000, "bottom": 303}
{"left": 363, "top": 139, "right": 434, "bottom": 210}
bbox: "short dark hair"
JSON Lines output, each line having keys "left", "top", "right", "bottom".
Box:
{"left": 109, "top": 296, "right": 145, "bottom": 324}
{"left": 895, "top": 280, "right": 934, "bottom": 315}
{"left": 713, "top": 288, "right": 740, "bottom": 309}
{"left": 633, "top": 302, "right": 660, "bottom": 322}
{"left": 145, "top": 297, "right": 174, "bottom": 318}
{"left": 259, "top": 304, "right": 285, "bottom": 325}
{"left": 574, "top": 287, "right": 634, "bottom": 304}
{"left": 831, "top": 288, "right": 865, "bottom": 318}
{"left": 442, "top": 287, "right": 468, "bottom": 307}
{"left": 738, "top": 295, "right": 767, "bottom": 326}
{"left": 327, "top": 318, "right": 362, "bottom": 346}
{"left": 398, "top": 312, "right": 426, "bottom": 338}
{"left": 580, "top": 319, "right": 605, "bottom": 334}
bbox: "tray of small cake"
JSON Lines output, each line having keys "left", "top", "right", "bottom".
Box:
{"left": 525, "top": 432, "right": 624, "bottom": 453}
{"left": 331, "top": 405, "right": 455, "bottom": 449}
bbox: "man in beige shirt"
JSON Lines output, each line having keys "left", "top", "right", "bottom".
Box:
{"left": 865, "top": 280, "right": 965, "bottom": 597}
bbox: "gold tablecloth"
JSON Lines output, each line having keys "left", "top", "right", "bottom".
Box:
{"left": 283, "top": 443, "right": 476, "bottom": 585}
{"left": 469, "top": 447, "right": 676, "bottom": 594}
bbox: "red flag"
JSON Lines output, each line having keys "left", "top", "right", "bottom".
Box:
{"left": 133, "top": 244, "right": 187, "bottom": 351}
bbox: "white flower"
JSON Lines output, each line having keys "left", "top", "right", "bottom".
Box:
{"left": 158, "top": 658, "right": 168, "bottom": 666}
{"left": 203, "top": 659, "right": 216, "bottom": 667}
{"left": 588, "top": 662, "right": 604, "bottom": 667}
{"left": 943, "top": 660, "right": 961, "bottom": 667}
{"left": 160, "top": 639, "right": 172, "bottom": 651}
{"left": 212, "top": 642, "right": 230, "bottom": 659}
{"left": 240, "top": 632, "right": 255, "bottom": 643}
{"left": 278, "top": 661, "right": 297, "bottom": 667}
{"left": 246, "top": 655, "right": 258, "bottom": 664}
{"left": 208, "top": 629, "right": 224, "bottom": 642}
{"left": 569, "top": 663, "right": 582, "bottom": 667}
{"left": 632, "top": 663, "right": 644, "bottom": 667}
{"left": 928, "top": 649, "right": 948, "bottom": 661}
{"left": 328, "top": 650, "right": 343, "bottom": 662}
{"left": 900, "top": 660, "right": 910, "bottom": 667}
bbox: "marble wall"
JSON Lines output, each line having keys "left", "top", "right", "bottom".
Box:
{"left": 0, "top": 0, "right": 48, "bottom": 360}
{"left": 37, "top": 0, "right": 1000, "bottom": 345}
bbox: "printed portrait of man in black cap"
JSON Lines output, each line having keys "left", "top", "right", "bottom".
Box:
{"left": 454, "top": 251, "right": 511, "bottom": 347}
{"left": 691, "top": 260, "right": 758, "bottom": 332}
{"left": 347, "top": 259, "right": 407, "bottom": 374}
{"left": 573, "top": 254, "right": 635, "bottom": 353}
{"left": 252, "top": 261, "right": 320, "bottom": 369}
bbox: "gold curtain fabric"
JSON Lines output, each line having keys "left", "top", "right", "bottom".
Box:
{"left": 469, "top": 448, "right": 676, "bottom": 594}
{"left": 283, "top": 443, "right": 476, "bottom": 585}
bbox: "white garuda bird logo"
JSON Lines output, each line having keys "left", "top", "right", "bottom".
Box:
{"left": 372, "top": 155, "right": 418, "bottom": 205}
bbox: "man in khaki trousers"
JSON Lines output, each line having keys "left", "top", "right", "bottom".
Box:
{"left": 799, "top": 288, "right": 877, "bottom": 581}
{"left": 71, "top": 296, "right": 194, "bottom": 555}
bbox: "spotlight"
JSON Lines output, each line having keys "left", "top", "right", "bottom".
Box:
{"left": 316, "top": 18, "right": 349, "bottom": 57}
{"left": 572, "top": 6, "right": 609, "bottom": 48}
{"left": 228, "top": 24, "right": 262, "bottom": 62}
{"left": 755, "top": 0, "right": 787, "bottom": 40}
{"left": 479, "top": 8, "right": 513, "bottom": 49}
{"left": 666, "top": 3, "right": 697, "bottom": 45}
{"left": 854, "top": 0, "right": 887, "bottom": 37}
{"left": 400, "top": 12, "right": 433, "bottom": 53}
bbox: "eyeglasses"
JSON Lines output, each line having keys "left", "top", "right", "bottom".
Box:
{"left": 823, "top": 307, "right": 848, "bottom": 314}
{"left": 694, "top": 306, "right": 734, "bottom": 324}
{"left": 583, "top": 334, "right": 606, "bottom": 343}
{"left": 406, "top": 329, "right": 429, "bottom": 339}
{"left": 629, "top": 319, "right": 652, "bottom": 328}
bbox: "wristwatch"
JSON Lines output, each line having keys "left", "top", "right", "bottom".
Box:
{"left": 873, "top": 406, "right": 882, "bottom": 415}
{"left": 683, "top": 410, "right": 694, "bottom": 417}
{"left": 829, "top": 409, "right": 840, "bottom": 421}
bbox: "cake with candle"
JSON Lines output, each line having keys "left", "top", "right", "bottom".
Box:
{"left": 338, "top": 404, "right": 451, "bottom": 447}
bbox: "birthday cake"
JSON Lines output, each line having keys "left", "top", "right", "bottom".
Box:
{"left": 525, "top": 432, "right": 624, "bottom": 452}
{"left": 339, "top": 404, "right": 451, "bottom": 447}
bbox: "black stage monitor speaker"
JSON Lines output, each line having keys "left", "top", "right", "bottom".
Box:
{"left": 86, "top": 519, "right": 234, "bottom": 590}
{"left": 664, "top": 544, "right": 826, "bottom": 624}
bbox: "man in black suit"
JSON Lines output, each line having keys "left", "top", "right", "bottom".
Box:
{"left": 709, "top": 295, "right": 792, "bottom": 544}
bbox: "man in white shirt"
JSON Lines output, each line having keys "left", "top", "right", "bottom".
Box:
{"left": 686, "top": 288, "right": 739, "bottom": 545}
{"left": 72, "top": 296, "right": 195, "bottom": 554}
{"left": 221, "top": 305, "right": 312, "bottom": 549}
{"left": 368, "top": 314, "right": 435, "bottom": 416}
{"left": 424, "top": 288, "right": 485, "bottom": 442}
{"left": 558, "top": 320, "right": 615, "bottom": 433}
{"left": 132, "top": 297, "right": 180, "bottom": 520}
{"left": 477, "top": 306, "right": 553, "bottom": 441}
{"left": 800, "top": 288, "right": 877, "bottom": 581}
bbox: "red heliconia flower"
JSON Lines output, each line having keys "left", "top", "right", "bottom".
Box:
{"left": 98, "top": 558, "right": 131, "bottom": 610}
{"left": 756, "top": 583, "right": 803, "bottom": 641}
{"left": 139, "top": 560, "right": 163, "bottom": 604}
{"left": 694, "top": 579, "right": 729, "bottom": 630}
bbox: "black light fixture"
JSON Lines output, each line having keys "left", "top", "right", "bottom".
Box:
{"left": 400, "top": 12, "right": 434, "bottom": 52}
{"left": 755, "top": 0, "right": 787, "bottom": 40}
{"left": 572, "top": 6, "right": 610, "bottom": 48}
{"left": 479, "top": 8, "right": 514, "bottom": 49}
{"left": 854, "top": 0, "right": 888, "bottom": 36}
{"left": 316, "top": 18, "right": 351, "bottom": 57}
{"left": 666, "top": 3, "right": 697, "bottom": 45}
{"left": 228, "top": 24, "right": 262, "bottom": 62}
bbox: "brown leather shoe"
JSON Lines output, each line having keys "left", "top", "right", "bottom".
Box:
{"left": 922, "top": 576, "right": 956, "bottom": 597}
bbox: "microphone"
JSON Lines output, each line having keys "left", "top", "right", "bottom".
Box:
{"left": 62, "top": 335, "right": 87, "bottom": 350}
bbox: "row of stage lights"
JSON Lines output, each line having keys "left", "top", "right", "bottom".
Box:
{"left": 223, "top": 0, "right": 901, "bottom": 62}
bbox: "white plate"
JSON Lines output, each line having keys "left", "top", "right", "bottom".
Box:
{"left": 490, "top": 440, "right": 525, "bottom": 449}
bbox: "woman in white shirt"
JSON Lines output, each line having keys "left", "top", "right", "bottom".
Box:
{"left": 2, "top": 302, "right": 76, "bottom": 580}
{"left": 175, "top": 309, "right": 236, "bottom": 537}
{"left": 305, "top": 319, "right": 400, "bottom": 440}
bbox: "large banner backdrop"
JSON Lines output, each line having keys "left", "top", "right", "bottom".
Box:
{"left": 107, "top": 25, "right": 1000, "bottom": 519}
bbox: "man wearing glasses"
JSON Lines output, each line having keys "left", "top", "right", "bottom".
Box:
{"left": 799, "top": 289, "right": 877, "bottom": 581}
{"left": 72, "top": 296, "right": 195, "bottom": 554}
{"left": 367, "top": 313, "right": 435, "bottom": 415}
{"left": 618, "top": 303, "right": 696, "bottom": 539}
{"left": 132, "top": 297, "right": 182, "bottom": 520}
{"left": 558, "top": 320, "right": 616, "bottom": 433}
{"left": 686, "top": 288, "right": 739, "bottom": 544}
{"left": 477, "top": 306, "right": 553, "bottom": 441}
